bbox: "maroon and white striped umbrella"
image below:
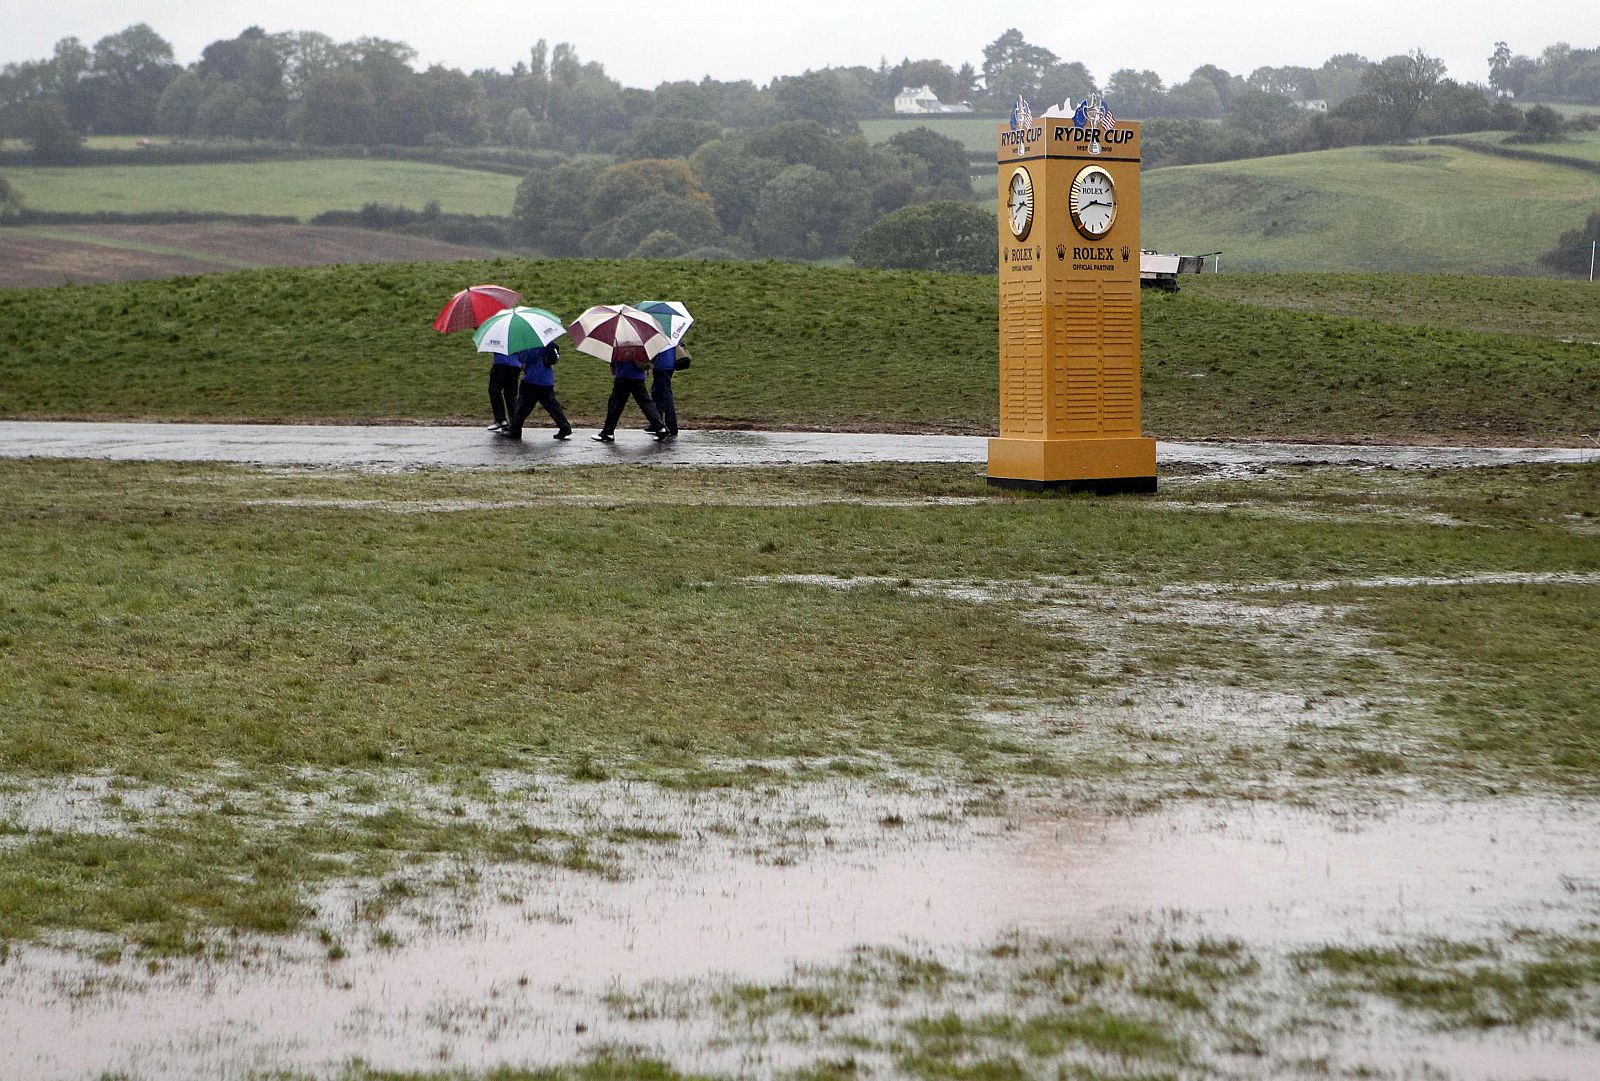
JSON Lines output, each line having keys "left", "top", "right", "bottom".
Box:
{"left": 566, "top": 304, "right": 671, "bottom": 365}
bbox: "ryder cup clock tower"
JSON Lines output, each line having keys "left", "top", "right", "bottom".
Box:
{"left": 988, "top": 106, "right": 1157, "bottom": 492}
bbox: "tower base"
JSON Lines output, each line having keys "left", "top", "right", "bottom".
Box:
{"left": 987, "top": 436, "right": 1157, "bottom": 494}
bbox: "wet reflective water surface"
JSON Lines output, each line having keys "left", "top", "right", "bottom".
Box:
{"left": 0, "top": 420, "right": 1592, "bottom": 473}
{"left": 2, "top": 794, "right": 1596, "bottom": 1080}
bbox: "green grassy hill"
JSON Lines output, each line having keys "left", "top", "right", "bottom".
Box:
{"left": 1142, "top": 142, "right": 1600, "bottom": 273}
{"left": 2, "top": 159, "right": 519, "bottom": 219}
{"left": 2, "top": 259, "right": 1596, "bottom": 443}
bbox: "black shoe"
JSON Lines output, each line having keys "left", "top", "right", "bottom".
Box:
{"left": 488, "top": 422, "right": 506, "bottom": 432}
{"left": 659, "top": 429, "right": 678, "bottom": 438}
{"left": 554, "top": 429, "right": 572, "bottom": 440}
{"left": 591, "top": 433, "right": 614, "bottom": 443}
{"left": 497, "top": 429, "right": 521, "bottom": 441}
{"left": 652, "top": 429, "right": 671, "bottom": 441}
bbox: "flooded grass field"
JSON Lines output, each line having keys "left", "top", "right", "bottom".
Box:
{"left": 1, "top": 457, "right": 1597, "bottom": 1080}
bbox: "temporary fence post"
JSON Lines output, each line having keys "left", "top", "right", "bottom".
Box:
{"left": 1590, "top": 239, "right": 1596, "bottom": 282}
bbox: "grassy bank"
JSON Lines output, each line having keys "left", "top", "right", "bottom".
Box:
{"left": 2, "top": 260, "right": 1596, "bottom": 442}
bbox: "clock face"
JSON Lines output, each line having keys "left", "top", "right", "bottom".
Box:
{"left": 1069, "top": 165, "right": 1116, "bottom": 239}
{"left": 1006, "top": 167, "right": 1034, "bottom": 240}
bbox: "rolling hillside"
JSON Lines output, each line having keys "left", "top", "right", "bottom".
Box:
{"left": 1142, "top": 142, "right": 1600, "bottom": 274}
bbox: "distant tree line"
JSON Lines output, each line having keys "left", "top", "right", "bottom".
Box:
{"left": 1489, "top": 42, "right": 1600, "bottom": 103}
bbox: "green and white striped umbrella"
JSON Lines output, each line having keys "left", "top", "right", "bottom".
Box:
{"left": 633, "top": 300, "right": 694, "bottom": 346}
{"left": 471, "top": 306, "right": 565, "bottom": 355}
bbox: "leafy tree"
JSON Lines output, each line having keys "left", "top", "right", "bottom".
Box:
{"left": 512, "top": 157, "right": 608, "bottom": 255}
{"left": 585, "top": 159, "right": 713, "bottom": 223}
{"left": 84, "top": 23, "right": 179, "bottom": 132}
{"left": 762, "top": 70, "right": 860, "bottom": 133}
{"left": 154, "top": 72, "right": 206, "bottom": 135}
{"left": 850, "top": 201, "right": 994, "bottom": 273}
{"left": 751, "top": 164, "right": 845, "bottom": 258}
{"left": 1228, "top": 89, "right": 1303, "bottom": 143}
{"left": 1105, "top": 69, "right": 1166, "bottom": 117}
{"left": 417, "top": 65, "right": 489, "bottom": 145}
{"left": 1511, "top": 103, "right": 1565, "bottom": 143}
{"left": 1362, "top": 50, "right": 1446, "bottom": 138}
{"left": 689, "top": 136, "right": 783, "bottom": 235}
{"left": 295, "top": 71, "right": 377, "bottom": 144}
{"left": 619, "top": 117, "right": 724, "bottom": 160}
{"left": 886, "top": 127, "right": 971, "bottom": 193}
{"left": 1314, "top": 53, "right": 1372, "bottom": 107}
{"left": 21, "top": 97, "right": 82, "bottom": 162}
{"left": 981, "top": 29, "right": 1063, "bottom": 106}
{"left": 581, "top": 192, "right": 724, "bottom": 257}
{"left": 746, "top": 119, "right": 835, "bottom": 169}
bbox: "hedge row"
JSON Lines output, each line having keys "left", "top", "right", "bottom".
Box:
{"left": 1428, "top": 137, "right": 1600, "bottom": 177}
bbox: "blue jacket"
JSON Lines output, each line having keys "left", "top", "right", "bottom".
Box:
{"left": 612, "top": 358, "right": 648, "bottom": 381}
{"left": 516, "top": 344, "right": 559, "bottom": 387}
{"left": 491, "top": 351, "right": 522, "bottom": 369}
{"left": 652, "top": 346, "right": 675, "bottom": 373}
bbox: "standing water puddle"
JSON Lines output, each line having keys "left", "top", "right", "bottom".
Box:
{"left": 3, "top": 796, "right": 1597, "bottom": 1079}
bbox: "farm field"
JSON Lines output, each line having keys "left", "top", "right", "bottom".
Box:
{"left": 2, "top": 259, "right": 1597, "bottom": 444}
{"left": 0, "top": 224, "right": 503, "bottom": 287}
{"left": 1, "top": 157, "right": 520, "bottom": 218}
{"left": 1142, "top": 141, "right": 1600, "bottom": 273}
{"left": 860, "top": 116, "right": 1003, "bottom": 154}
{"left": 0, "top": 454, "right": 1596, "bottom": 1079}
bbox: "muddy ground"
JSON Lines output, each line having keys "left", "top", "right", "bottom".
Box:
{"left": 1, "top": 457, "right": 1596, "bottom": 1081}
{"left": 0, "top": 225, "right": 501, "bottom": 288}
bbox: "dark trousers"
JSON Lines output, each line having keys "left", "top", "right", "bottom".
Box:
{"left": 510, "top": 382, "right": 570, "bottom": 435}
{"left": 651, "top": 369, "right": 677, "bottom": 434}
{"left": 488, "top": 364, "right": 520, "bottom": 425}
{"left": 602, "top": 377, "right": 664, "bottom": 435}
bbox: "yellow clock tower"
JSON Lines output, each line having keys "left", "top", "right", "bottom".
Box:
{"left": 988, "top": 112, "right": 1157, "bottom": 492}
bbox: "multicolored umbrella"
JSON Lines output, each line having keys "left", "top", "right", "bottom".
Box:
{"left": 633, "top": 300, "right": 694, "bottom": 346}
{"left": 472, "top": 306, "right": 566, "bottom": 354}
{"left": 567, "top": 304, "right": 671, "bottom": 364}
{"left": 432, "top": 284, "right": 522, "bottom": 333}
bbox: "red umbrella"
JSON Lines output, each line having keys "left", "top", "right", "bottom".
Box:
{"left": 432, "top": 284, "right": 522, "bottom": 333}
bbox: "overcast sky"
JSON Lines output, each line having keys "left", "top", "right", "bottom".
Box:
{"left": 5, "top": 0, "right": 1592, "bottom": 91}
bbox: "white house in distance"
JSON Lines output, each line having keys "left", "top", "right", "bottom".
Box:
{"left": 893, "top": 85, "right": 974, "bottom": 114}
{"left": 1291, "top": 99, "right": 1329, "bottom": 112}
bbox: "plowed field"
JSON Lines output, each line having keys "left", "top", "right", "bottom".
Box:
{"left": 0, "top": 224, "right": 502, "bottom": 288}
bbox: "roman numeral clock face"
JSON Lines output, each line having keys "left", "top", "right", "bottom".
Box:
{"left": 1070, "top": 165, "right": 1117, "bottom": 239}
{"left": 1007, "top": 167, "right": 1034, "bottom": 240}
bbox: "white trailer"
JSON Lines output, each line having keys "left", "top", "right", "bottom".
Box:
{"left": 1139, "top": 250, "right": 1214, "bottom": 292}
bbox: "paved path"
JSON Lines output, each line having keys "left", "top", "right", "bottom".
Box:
{"left": 0, "top": 421, "right": 1591, "bottom": 473}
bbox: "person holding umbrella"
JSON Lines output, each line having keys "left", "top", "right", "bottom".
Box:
{"left": 634, "top": 300, "right": 693, "bottom": 440}
{"left": 472, "top": 306, "right": 569, "bottom": 440}
{"left": 594, "top": 347, "right": 667, "bottom": 443}
{"left": 432, "top": 284, "right": 524, "bottom": 432}
{"left": 566, "top": 305, "right": 673, "bottom": 443}
{"left": 486, "top": 351, "right": 523, "bottom": 433}
{"left": 500, "top": 341, "right": 571, "bottom": 441}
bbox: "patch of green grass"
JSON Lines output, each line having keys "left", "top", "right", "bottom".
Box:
{"left": 1179, "top": 272, "right": 1600, "bottom": 342}
{"left": 1353, "top": 583, "right": 1600, "bottom": 776}
{"left": 860, "top": 117, "right": 1000, "bottom": 155}
{"left": 2, "top": 159, "right": 519, "bottom": 219}
{"left": 1143, "top": 143, "right": 1600, "bottom": 273}
{"left": 1, "top": 260, "right": 1598, "bottom": 443}
{"left": 1295, "top": 936, "right": 1600, "bottom": 1028}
